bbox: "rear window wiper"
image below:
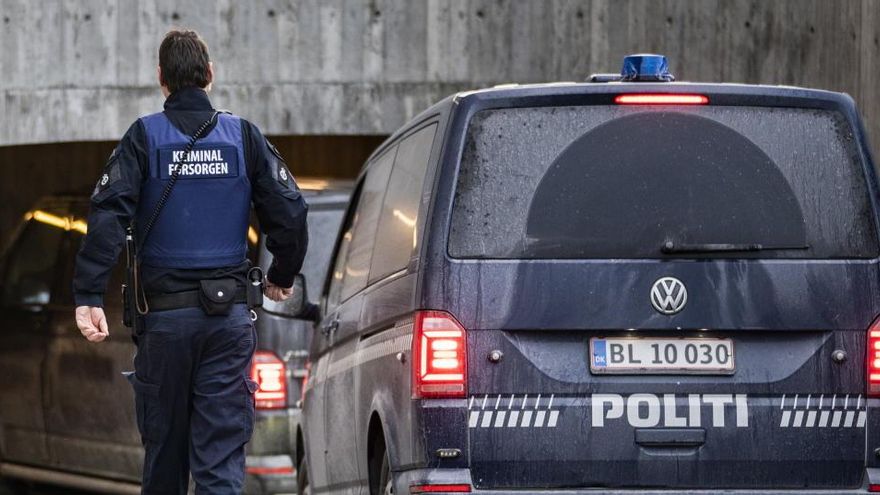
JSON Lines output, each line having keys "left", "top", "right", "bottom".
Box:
{"left": 661, "top": 241, "right": 810, "bottom": 254}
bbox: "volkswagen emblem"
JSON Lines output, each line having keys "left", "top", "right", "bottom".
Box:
{"left": 650, "top": 277, "right": 687, "bottom": 315}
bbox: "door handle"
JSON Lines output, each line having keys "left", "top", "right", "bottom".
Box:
{"left": 321, "top": 318, "right": 339, "bottom": 337}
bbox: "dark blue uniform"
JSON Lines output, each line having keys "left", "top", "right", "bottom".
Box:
{"left": 73, "top": 88, "right": 308, "bottom": 494}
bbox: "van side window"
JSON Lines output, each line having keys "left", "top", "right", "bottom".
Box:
{"left": 369, "top": 124, "right": 437, "bottom": 283}
{"left": 1, "top": 217, "right": 65, "bottom": 306}
{"left": 327, "top": 147, "right": 396, "bottom": 307}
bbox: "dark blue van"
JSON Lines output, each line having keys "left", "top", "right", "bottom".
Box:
{"left": 292, "top": 55, "right": 880, "bottom": 494}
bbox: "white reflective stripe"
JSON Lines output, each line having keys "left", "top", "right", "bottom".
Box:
{"left": 857, "top": 411, "right": 867, "bottom": 428}
{"left": 779, "top": 410, "right": 792, "bottom": 427}
{"left": 481, "top": 411, "right": 494, "bottom": 428}
{"left": 468, "top": 411, "right": 480, "bottom": 428}
{"left": 844, "top": 411, "right": 855, "bottom": 428}
{"left": 494, "top": 411, "right": 506, "bottom": 427}
{"left": 521, "top": 410, "right": 533, "bottom": 427}
{"left": 831, "top": 411, "right": 843, "bottom": 427}
{"left": 792, "top": 411, "right": 804, "bottom": 427}
{"left": 818, "top": 411, "right": 830, "bottom": 427}
{"left": 547, "top": 410, "right": 560, "bottom": 427}
{"left": 805, "top": 411, "right": 817, "bottom": 428}
{"left": 507, "top": 411, "right": 520, "bottom": 427}
{"left": 534, "top": 411, "right": 546, "bottom": 427}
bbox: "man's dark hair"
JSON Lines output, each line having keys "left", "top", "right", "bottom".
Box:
{"left": 159, "top": 30, "right": 211, "bottom": 93}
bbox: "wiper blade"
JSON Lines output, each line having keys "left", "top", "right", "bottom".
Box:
{"left": 661, "top": 241, "right": 810, "bottom": 254}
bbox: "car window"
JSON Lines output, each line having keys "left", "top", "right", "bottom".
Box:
{"left": 326, "top": 200, "right": 356, "bottom": 310}
{"left": 336, "top": 147, "right": 396, "bottom": 302}
{"left": 450, "top": 106, "right": 879, "bottom": 259}
{"left": 369, "top": 124, "right": 437, "bottom": 283}
{"left": 1, "top": 212, "right": 66, "bottom": 306}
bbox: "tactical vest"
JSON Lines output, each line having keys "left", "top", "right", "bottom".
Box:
{"left": 137, "top": 112, "right": 251, "bottom": 269}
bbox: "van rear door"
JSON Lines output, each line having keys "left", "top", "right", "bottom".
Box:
{"left": 442, "top": 94, "right": 878, "bottom": 490}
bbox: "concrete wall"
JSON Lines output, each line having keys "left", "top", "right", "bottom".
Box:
{"left": 1, "top": 0, "right": 879, "bottom": 236}
{"left": 1, "top": 0, "right": 878, "bottom": 154}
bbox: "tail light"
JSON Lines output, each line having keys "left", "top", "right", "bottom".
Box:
{"left": 410, "top": 484, "right": 471, "bottom": 493}
{"left": 868, "top": 318, "right": 880, "bottom": 397}
{"left": 251, "top": 351, "right": 287, "bottom": 409}
{"left": 412, "top": 311, "right": 467, "bottom": 399}
{"left": 614, "top": 94, "right": 708, "bottom": 105}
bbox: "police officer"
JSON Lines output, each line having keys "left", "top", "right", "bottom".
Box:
{"left": 72, "top": 30, "right": 308, "bottom": 494}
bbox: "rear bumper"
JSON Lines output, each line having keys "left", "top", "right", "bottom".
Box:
{"left": 396, "top": 468, "right": 873, "bottom": 495}
{"left": 245, "top": 408, "right": 299, "bottom": 495}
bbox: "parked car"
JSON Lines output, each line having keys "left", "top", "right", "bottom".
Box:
{"left": 0, "top": 181, "right": 350, "bottom": 494}
{"left": 292, "top": 54, "right": 880, "bottom": 494}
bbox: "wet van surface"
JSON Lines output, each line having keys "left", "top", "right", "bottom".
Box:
{"left": 438, "top": 91, "right": 878, "bottom": 490}
{"left": 299, "top": 56, "right": 880, "bottom": 495}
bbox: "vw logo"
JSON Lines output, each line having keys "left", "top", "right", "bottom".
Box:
{"left": 650, "top": 277, "right": 687, "bottom": 315}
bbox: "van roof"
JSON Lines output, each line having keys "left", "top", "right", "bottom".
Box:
{"left": 366, "top": 81, "right": 862, "bottom": 170}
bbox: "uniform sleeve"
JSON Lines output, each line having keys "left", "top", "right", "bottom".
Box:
{"left": 243, "top": 121, "right": 309, "bottom": 288}
{"left": 73, "top": 121, "right": 147, "bottom": 307}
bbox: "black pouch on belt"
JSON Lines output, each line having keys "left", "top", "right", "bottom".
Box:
{"left": 198, "top": 278, "right": 238, "bottom": 316}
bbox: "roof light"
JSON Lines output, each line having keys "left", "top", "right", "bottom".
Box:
{"left": 614, "top": 94, "right": 709, "bottom": 105}
{"left": 410, "top": 484, "right": 472, "bottom": 493}
{"left": 621, "top": 53, "right": 674, "bottom": 82}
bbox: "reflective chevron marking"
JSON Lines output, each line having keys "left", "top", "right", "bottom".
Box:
{"left": 469, "top": 394, "right": 560, "bottom": 428}
{"left": 779, "top": 394, "right": 864, "bottom": 429}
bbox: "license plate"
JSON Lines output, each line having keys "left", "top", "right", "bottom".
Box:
{"left": 590, "top": 337, "right": 735, "bottom": 374}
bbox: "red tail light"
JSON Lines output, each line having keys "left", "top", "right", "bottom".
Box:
{"left": 410, "top": 484, "right": 472, "bottom": 493}
{"left": 251, "top": 351, "right": 287, "bottom": 409}
{"left": 868, "top": 318, "right": 880, "bottom": 397}
{"left": 412, "top": 311, "right": 467, "bottom": 399}
{"left": 614, "top": 93, "right": 709, "bottom": 105}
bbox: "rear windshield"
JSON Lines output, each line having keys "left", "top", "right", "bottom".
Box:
{"left": 449, "top": 105, "right": 879, "bottom": 259}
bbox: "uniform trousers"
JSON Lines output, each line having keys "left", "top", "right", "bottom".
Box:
{"left": 127, "top": 304, "right": 258, "bottom": 494}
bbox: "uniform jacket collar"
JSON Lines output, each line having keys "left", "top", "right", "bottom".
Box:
{"left": 164, "top": 87, "right": 214, "bottom": 112}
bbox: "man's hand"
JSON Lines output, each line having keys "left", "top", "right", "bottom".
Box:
{"left": 265, "top": 279, "right": 293, "bottom": 302}
{"left": 75, "top": 306, "right": 110, "bottom": 342}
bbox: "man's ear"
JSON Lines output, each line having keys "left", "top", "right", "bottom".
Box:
{"left": 158, "top": 66, "right": 170, "bottom": 98}
{"left": 205, "top": 62, "right": 214, "bottom": 92}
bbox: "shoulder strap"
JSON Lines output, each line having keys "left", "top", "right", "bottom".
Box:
{"left": 137, "top": 112, "right": 220, "bottom": 250}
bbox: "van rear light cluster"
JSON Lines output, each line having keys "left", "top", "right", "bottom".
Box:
{"left": 412, "top": 311, "right": 468, "bottom": 399}
{"left": 868, "top": 318, "right": 880, "bottom": 397}
{"left": 251, "top": 351, "right": 287, "bottom": 409}
{"left": 410, "top": 484, "right": 472, "bottom": 493}
{"left": 614, "top": 94, "right": 709, "bottom": 105}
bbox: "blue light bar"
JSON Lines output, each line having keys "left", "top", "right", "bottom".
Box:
{"left": 620, "top": 54, "right": 675, "bottom": 82}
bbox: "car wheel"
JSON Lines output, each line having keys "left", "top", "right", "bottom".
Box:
{"left": 297, "top": 457, "right": 310, "bottom": 495}
{"left": 378, "top": 451, "right": 392, "bottom": 495}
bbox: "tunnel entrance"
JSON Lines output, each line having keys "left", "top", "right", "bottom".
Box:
{"left": 0, "top": 135, "right": 386, "bottom": 237}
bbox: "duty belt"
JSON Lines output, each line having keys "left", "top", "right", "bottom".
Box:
{"left": 146, "top": 287, "right": 248, "bottom": 312}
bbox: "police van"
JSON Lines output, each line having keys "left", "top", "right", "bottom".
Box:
{"left": 291, "top": 54, "right": 880, "bottom": 494}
